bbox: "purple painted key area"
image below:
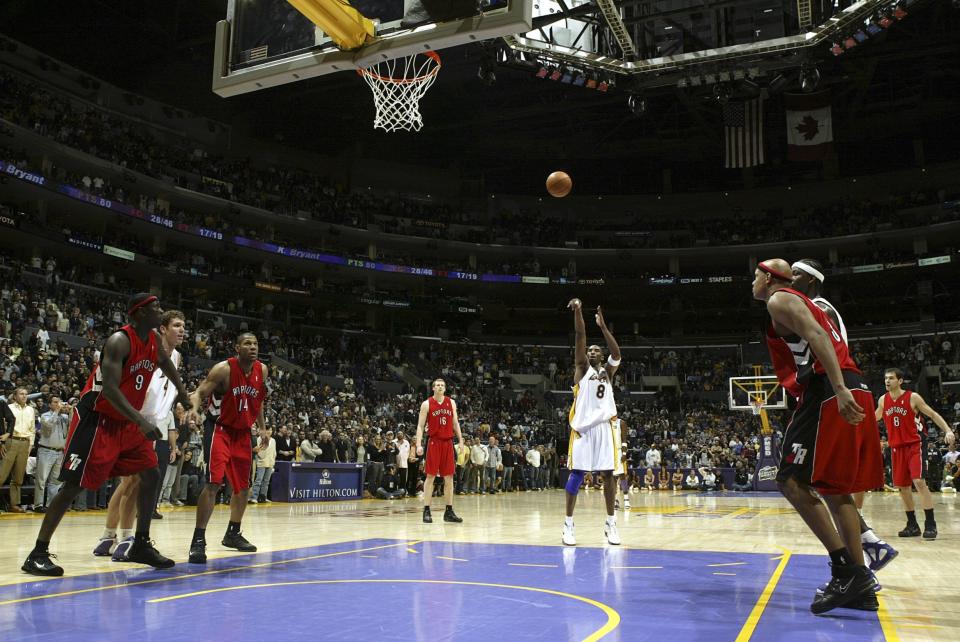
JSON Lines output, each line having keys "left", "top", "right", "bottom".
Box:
{"left": 0, "top": 539, "right": 884, "bottom": 641}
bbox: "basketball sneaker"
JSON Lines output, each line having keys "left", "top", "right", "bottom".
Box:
{"left": 811, "top": 564, "right": 876, "bottom": 614}
{"left": 605, "top": 521, "right": 621, "bottom": 545}
{"left": 127, "top": 539, "right": 175, "bottom": 569}
{"left": 188, "top": 540, "right": 207, "bottom": 564}
{"left": 443, "top": 507, "right": 463, "bottom": 523}
{"left": 614, "top": 499, "right": 620, "bottom": 510}
{"left": 222, "top": 532, "right": 257, "bottom": 552}
{"left": 22, "top": 553, "right": 64, "bottom": 577}
{"left": 112, "top": 536, "right": 134, "bottom": 562}
{"left": 562, "top": 522, "right": 576, "bottom": 546}
{"left": 862, "top": 541, "right": 898, "bottom": 572}
{"left": 922, "top": 523, "right": 937, "bottom": 540}
{"left": 624, "top": 498, "right": 631, "bottom": 510}
{"left": 93, "top": 537, "right": 116, "bottom": 557}
{"left": 898, "top": 522, "right": 921, "bottom": 537}
{"left": 422, "top": 506, "right": 433, "bottom": 523}
{"left": 817, "top": 569, "right": 881, "bottom": 595}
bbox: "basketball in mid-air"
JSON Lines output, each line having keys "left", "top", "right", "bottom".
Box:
{"left": 546, "top": 171, "right": 572, "bottom": 197}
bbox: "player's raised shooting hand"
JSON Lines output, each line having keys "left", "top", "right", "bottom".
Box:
{"left": 946, "top": 430, "right": 956, "bottom": 447}
{"left": 595, "top": 305, "right": 607, "bottom": 329}
{"left": 836, "top": 387, "right": 865, "bottom": 424}
{"left": 567, "top": 298, "right": 582, "bottom": 311}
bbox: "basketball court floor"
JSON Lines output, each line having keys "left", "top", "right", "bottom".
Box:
{"left": 0, "top": 489, "right": 954, "bottom": 641}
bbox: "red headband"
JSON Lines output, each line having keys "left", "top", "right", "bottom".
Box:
{"left": 757, "top": 262, "right": 792, "bottom": 283}
{"left": 127, "top": 295, "right": 158, "bottom": 315}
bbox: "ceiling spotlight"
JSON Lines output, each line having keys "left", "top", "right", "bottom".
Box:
{"left": 800, "top": 64, "right": 820, "bottom": 93}
{"left": 627, "top": 94, "right": 646, "bottom": 116}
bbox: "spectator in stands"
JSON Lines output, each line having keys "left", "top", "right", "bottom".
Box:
{"left": 275, "top": 425, "right": 296, "bottom": 463}
{"left": 251, "top": 427, "right": 276, "bottom": 503}
{"left": 396, "top": 431, "right": 410, "bottom": 492}
{"left": 366, "top": 434, "right": 385, "bottom": 493}
{"left": 684, "top": 469, "right": 700, "bottom": 490}
{"left": 0, "top": 387, "right": 36, "bottom": 512}
{"left": 484, "top": 436, "right": 502, "bottom": 494}
{"left": 299, "top": 433, "right": 320, "bottom": 462}
{"left": 501, "top": 442, "right": 516, "bottom": 492}
{"left": 178, "top": 449, "right": 201, "bottom": 505}
{"left": 34, "top": 395, "right": 70, "bottom": 512}
{"left": 524, "top": 444, "right": 541, "bottom": 491}
{"left": 645, "top": 443, "right": 661, "bottom": 469}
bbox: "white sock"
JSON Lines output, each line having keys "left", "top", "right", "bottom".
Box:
{"left": 119, "top": 528, "right": 134, "bottom": 540}
{"left": 861, "top": 529, "right": 881, "bottom": 544}
{"left": 564, "top": 516, "right": 574, "bottom": 527}
{"left": 101, "top": 528, "right": 116, "bottom": 540}
{"left": 606, "top": 514, "right": 616, "bottom": 525}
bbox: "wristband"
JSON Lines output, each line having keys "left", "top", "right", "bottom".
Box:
{"left": 607, "top": 356, "right": 621, "bottom": 367}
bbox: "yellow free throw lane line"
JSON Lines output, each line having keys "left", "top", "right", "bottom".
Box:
{"left": 0, "top": 540, "right": 420, "bottom": 607}
{"left": 733, "top": 548, "right": 792, "bottom": 642}
{"left": 147, "top": 579, "right": 620, "bottom": 642}
{"left": 877, "top": 594, "right": 900, "bottom": 642}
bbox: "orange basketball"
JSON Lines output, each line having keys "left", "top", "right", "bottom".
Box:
{"left": 546, "top": 171, "right": 572, "bottom": 198}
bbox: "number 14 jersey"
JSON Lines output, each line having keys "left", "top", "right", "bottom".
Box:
{"left": 218, "top": 357, "right": 266, "bottom": 431}
{"left": 569, "top": 365, "right": 617, "bottom": 432}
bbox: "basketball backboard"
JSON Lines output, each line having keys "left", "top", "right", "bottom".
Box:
{"left": 212, "top": 0, "right": 532, "bottom": 97}
{"left": 728, "top": 375, "right": 787, "bottom": 412}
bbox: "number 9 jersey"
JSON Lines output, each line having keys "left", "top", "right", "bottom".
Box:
{"left": 569, "top": 365, "right": 617, "bottom": 432}
{"left": 90, "top": 324, "right": 159, "bottom": 420}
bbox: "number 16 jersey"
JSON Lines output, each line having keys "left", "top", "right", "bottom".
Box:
{"left": 218, "top": 357, "right": 266, "bottom": 431}
{"left": 569, "top": 365, "right": 617, "bottom": 432}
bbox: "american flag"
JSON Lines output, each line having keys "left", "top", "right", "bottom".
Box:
{"left": 723, "top": 98, "right": 765, "bottom": 168}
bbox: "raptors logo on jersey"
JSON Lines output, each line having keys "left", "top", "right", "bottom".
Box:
{"left": 882, "top": 390, "right": 925, "bottom": 447}
{"left": 427, "top": 395, "right": 454, "bottom": 440}
{"left": 217, "top": 356, "right": 266, "bottom": 431}
{"left": 81, "top": 324, "right": 159, "bottom": 420}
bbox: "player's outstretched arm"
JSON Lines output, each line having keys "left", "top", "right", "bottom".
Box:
{"left": 596, "top": 305, "right": 622, "bottom": 379}
{"left": 414, "top": 399, "right": 429, "bottom": 455}
{"left": 912, "top": 393, "right": 956, "bottom": 444}
{"left": 189, "top": 361, "right": 230, "bottom": 416}
{"left": 767, "top": 292, "right": 863, "bottom": 424}
{"left": 568, "top": 298, "right": 588, "bottom": 382}
{"left": 100, "top": 331, "right": 157, "bottom": 438}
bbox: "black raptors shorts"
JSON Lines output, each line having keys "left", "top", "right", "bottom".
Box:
{"left": 776, "top": 371, "right": 884, "bottom": 495}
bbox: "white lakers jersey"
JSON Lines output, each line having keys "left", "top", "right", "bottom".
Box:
{"left": 569, "top": 365, "right": 617, "bottom": 431}
{"left": 812, "top": 296, "right": 848, "bottom": 344}
{"left": 141, "top": 349, "right": 181, "bottom": 422}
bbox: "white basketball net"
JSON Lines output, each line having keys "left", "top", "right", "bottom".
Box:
{"left": 358, "top": 51, "right": 441, "bottom": 132}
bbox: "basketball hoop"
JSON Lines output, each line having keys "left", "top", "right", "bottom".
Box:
{"left": 358, "top": 51, "right": 441, "bottom": 132}
{"left": 750, "top": 398, "right": 764, "bottom": 417}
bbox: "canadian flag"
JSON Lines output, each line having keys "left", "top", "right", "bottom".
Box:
{"left": 785, "top": 91, "right": 833, "bottom": 161}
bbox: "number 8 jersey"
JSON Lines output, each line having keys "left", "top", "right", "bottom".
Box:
{"left": 217, "top": 356, "right": 266, "bottom": 431}
{"left": 85, "top": 324, "right": 159, "bottom": 421}
{"left": 569, "top": 365, "right": 617, "bottom": 432}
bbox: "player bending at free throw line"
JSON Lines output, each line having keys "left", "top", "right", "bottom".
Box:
{"left": 563, "top": 299, "right": 622, "bottom": 546}
{"left": 790, "top": 259, "right": 899, "bottom": 575}
{"left": 415, "top": 378, "right": 464, "bottom": 524}
{"left": 877, "top": 367, "right": 955, "bottom": 540}
{"left": 756, "top": 259, "right": 884, "bottom": 614}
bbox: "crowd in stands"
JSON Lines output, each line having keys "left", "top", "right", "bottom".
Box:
{"left": 3, "top": 68, "right": 960, "bottom": 256}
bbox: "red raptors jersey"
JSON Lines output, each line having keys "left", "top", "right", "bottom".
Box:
{"left": 882, "top": 390, "right": 925, "bottom": 447}
{"left": 766, "top": 288, "right": 860, "bottom": 398}
{"left": 217, "top": 357, "right": 266, "bottom": 431}
{"left": 81, "top": 325, "right": 158, "bottom": 421}
{"left": 427, "top": 396, "right": 454, "bottom": 440}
